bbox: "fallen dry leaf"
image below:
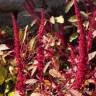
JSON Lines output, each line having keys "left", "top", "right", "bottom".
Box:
{"left": 88, "top": 51, "right": 96, "bottom": 61}
{"left": 26, "top": 79, "right": 38, "bottom": 85}
{"left": 49, "top": 69, "right": 61, "bottom": 78}
{"left": 69, "top": 89, "right": 82, "bottom": 96}
{"left": 0, "top": 44, "right": 9, "bottom": 51}
{"left": 44, "top": 80, "right": 52, "bottom": 88}
{"left": 30, "top": 92, "right": 42, "bottom": 96}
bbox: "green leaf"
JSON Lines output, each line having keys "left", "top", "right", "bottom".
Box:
{"left": 69, "top": 32, "right": 78, "bottom": 42}
{"left": 68, "top": 15, "right": 77, "bottom": 23}
{"left": 0, "top": 76, "right": 4, "bottom": 85}
{"left": 0, "top": 93, "right": 3, "bottom": 96}
{"left": 8, "top": 92, "right": 14, "bottom": 96}
{"left": 4, "top": 76, "right": 16, "bottom": 93}
{"left": 83, "top": 21, "right": 89, "bottom": 29}
{"left": 65, "top": 0, "right": 74, "bottom": 13}
{"left": 80, "top": 11, "right": 88, "bottom": 18}
{"left": 9, "top": 28, "right": 14, "bottom": 38}
{"left": 0, "top": 67, "right": 7, "bottom": 85}
{"left": 5, "top": 81, "right": 12, "bottom": 93}
{"left": 5, "top": 84, "right": 10, "bottom": 93}
{"left": 29, "top": 37, "right": 37, "bottom": 51}
{"left": 19, "top": 29, "right": 25, "bottom": 43}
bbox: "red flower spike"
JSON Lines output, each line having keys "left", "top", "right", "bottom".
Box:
{"left": 37, "top": 8, "right": 45, "bottom": 39}
{"left": 87, "top": 11, "right": 96, "bottom": 52}
{"left": 73, "top": 0, "right": 89, "bottom": 89}
{"left": 37, "top": 9, "right": 45, "bottom": 81}
{"left": 24, "top": 0, "right": 36, "bottom": 19}
{"left": 11, "top": 13, "right": 25, "bottom": 96}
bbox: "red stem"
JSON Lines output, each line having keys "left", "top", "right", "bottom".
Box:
{"left": 68, "top": 44, "right": 76, "bottom": 69}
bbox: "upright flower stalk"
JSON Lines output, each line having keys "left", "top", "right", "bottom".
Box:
{"left": 87, "top": 11, "right": 96, "bottom": 52}
{"left": 73, "top": 0, "right": 88, "bottom": 89}
{"left": 37, "top": 9, "right": 45, "bottom": 81}
{"left": 24, "top": 0, "right": 36, "bottom": 19}
{"left": 11, "top": 14, "right": 25, "bottom": 96}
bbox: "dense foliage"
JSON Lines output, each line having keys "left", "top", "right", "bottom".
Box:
{"left": 0, "top": 0, "right": 96, "bottom": 96}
